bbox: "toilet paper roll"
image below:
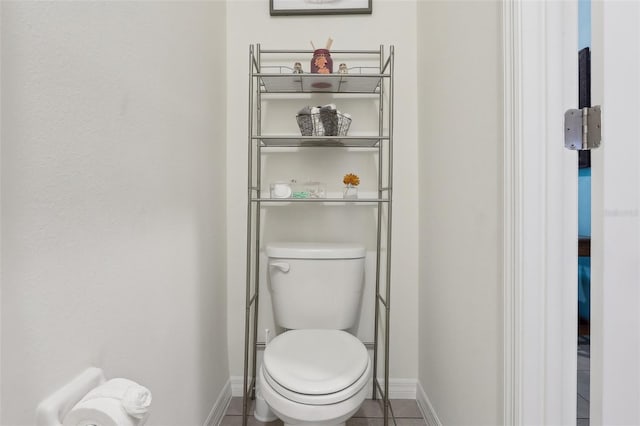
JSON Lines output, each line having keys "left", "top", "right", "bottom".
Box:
{"left": 62, "top": 397, "right": 138, "bottom": 426}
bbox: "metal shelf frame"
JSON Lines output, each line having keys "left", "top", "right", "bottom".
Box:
{"left": 255, "top": 135, "right": 387, "bottom": 148}
{"left": 243, "top": 44, "right": 395, "bottom": 426}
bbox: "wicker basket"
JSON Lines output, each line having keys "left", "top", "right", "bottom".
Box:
{"left": 296, "top": 105, "right": 351, "bottom": 137}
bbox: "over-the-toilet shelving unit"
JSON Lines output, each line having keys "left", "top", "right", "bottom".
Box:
{"left": 243, "top": 44, "right": 395, "bottom": 426}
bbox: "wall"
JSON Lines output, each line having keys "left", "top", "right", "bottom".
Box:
{"left": 226, "top": 1, "right": 419, "bottom": 385}
{"left": 0, "top": 2, "right": 228, "bottom": 424}
{"left": 417, "top": 1, "right": 503, "bottom": 424}
{"left": 0, "top": 1, "right": 4, "bottom": 417}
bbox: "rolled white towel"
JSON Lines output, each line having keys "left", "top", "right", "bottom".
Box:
{"left": 75, "top": 378, "right": 152, "bottom": 421}
{"left": 122, "top": 385, "right": 152, "bottom": 419}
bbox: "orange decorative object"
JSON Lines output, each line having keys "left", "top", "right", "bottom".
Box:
{"left": 311, "top": 49, "right": 333, "bottom": 74}
{"left": 343, "top": 173, "right": 360, "bottom": 186}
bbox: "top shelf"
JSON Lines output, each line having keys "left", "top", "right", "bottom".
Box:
{"left": 251, "top": 46, "right": 393, "bottom": 94}
{"left": 258, "top": 73, "right": 386, "bottom": 94}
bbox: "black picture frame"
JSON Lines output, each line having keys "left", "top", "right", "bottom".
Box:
{"left": 270, "top": 0, "right": 372, "bottom": 16}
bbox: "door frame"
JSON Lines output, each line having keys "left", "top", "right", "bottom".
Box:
{"left": 502, "top": 1, "right": 579, "bottom": 424}
{"left": 590, "top": 1, "right": 640, "bottom": 423}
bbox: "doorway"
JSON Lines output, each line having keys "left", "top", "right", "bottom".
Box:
{"left": 505, "top": 0, "right": 640, "bottom": 424}
{"left": 577, "top": 1, "right": 592, "bottom": 424}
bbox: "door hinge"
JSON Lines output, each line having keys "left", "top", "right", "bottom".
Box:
{"left": 565, "top": 105, "right": 601, "bottom": 150}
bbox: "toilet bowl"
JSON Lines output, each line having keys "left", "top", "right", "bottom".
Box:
{"left": 259, "top": 329, "right": 372, "bottom": 426}
{"left": 261, "top": 242, "right": 369, "bottom": 425}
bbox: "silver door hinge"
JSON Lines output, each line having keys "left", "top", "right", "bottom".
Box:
{"left": 565, "top": 105, "right": 601, "bottom": 150}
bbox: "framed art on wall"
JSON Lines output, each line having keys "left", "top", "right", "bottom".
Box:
{"left": 270, "top": 0, "right": 372, "bottom": 16}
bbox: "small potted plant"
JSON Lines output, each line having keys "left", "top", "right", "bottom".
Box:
{"left": 342, "top": 173, "right": 360, "bottom": 199}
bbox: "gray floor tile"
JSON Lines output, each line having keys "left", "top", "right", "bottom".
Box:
{"left": 577, "top": 342, "right": 590, "bottom": 423}
{"left": 224, "top": 397, "right": 425, "bottom": 425}
{"left": 394, "top": 420, "right": 427, "bottom": 426}
{"left": 226, "top": 397, "right": 255, "bottom": 416}
{"left": 577, "top": 394, "right": 590, "bottom": 419}
{"left": 577, "top": 351, "right": 590, "bottom": 371}
{"left": 348, "top": 419, "right": 380, "bottom": 426}
{"left": 353, "top": 399, "right": 384, "bottom": 418}
{"left": 348, "top": 419, "right": 426, "bottom": 426}
{"left": 390, "top": 400, "right": 422, "bottom": 418}
{"left": 354, "top": 399, "right": 422, "bottom": 418}
{"left": 577, "top": 370, "right": 590, "bottom": 401}
{"left": 220, "top": 415, "right": 283, "bottom": 426}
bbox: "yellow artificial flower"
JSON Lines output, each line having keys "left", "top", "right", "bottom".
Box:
{"left": 343, "top": 173, "right": 360, "bottom": 186}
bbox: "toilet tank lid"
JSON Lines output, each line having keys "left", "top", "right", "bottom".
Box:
{"left": 266, "top": 242, "right": 365, "bottom": 259}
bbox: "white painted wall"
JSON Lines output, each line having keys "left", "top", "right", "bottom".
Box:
{"left": 0, "top": 1, "right": 4, "bottom": 417}
{"left": 226, "top": 1, "right": 419, "bottom": 383}
{"left": 417, "top": 1, "right": 503, "bottom": 424}
{"left": 0, "top": 2, "right": 229, "bottom": 424}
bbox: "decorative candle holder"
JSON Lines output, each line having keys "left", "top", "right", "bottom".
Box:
{"left": 311, "top": 49, "right": 333, "bottom": 74}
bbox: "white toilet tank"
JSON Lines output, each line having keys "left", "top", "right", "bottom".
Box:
{"left": 266, "top": 242, "right": 366, "bottom": 330}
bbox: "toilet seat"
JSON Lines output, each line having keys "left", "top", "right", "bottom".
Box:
{"left": 263, "top": 329, "right": 370, "bottom": 405}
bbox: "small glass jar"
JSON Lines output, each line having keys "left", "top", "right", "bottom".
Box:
{"left": 270, "top": 182, "right": 292, "bottom": 198}
{"left": 343, "top": 185, "right": 358, "bottom": 199}
{"left": 303, "top": 181, "right": 326, "bottom": 198}
{"left": 311, "top": 49, "right": 333, "bottom": 74}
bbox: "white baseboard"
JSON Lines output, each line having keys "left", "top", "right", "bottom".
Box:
{"left": 416, "top": 381, "right": 441, "bottom": 426}
{"left": 204, "top": 379, "right": 232, "bottom": 426}
{"left": 373, "top": 378, "right": 418, "bottom": 399}
{"left": 231, "top": 376, "right": 244, "bottom": 397}
{"left": 230, "top": 376, "right": 417, "bottom": 399}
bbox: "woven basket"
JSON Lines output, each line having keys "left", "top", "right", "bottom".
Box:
{"left": 296, "top": 106, "right": 351, "bottom": 136}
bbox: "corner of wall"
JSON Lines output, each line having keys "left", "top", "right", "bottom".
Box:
{"left": 416, "top": 381, "right": 442, "bottom": 426}
{"left": 0, "top": 1, "right": 4, "bottom": 419}
{"left": 204, "top": 379, "right": 232, "bottom": 426}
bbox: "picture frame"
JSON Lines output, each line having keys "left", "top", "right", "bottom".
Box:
{"left": 270, "top": 0, "right": 372, "bottom": 16}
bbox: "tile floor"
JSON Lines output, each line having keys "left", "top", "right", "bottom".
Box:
{"left": 577, "top": 338, "right": 590, "bottom": 426}
{"left": 221, "top": 340, "right": 591, "bottom": 426}
{"left": 221, "top": 397, "right": 426, "bottom": 425}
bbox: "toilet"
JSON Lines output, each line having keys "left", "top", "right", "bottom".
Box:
{"left": 259, "top": 242, "right": 371, "bottom": 426}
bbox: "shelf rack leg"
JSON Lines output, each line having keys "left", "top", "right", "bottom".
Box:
{"left": 383, "top": 44, "right": 395, "bottom": 426}
{"left": 242, "top": 44, "right": 258, "bottom": 426}
{"left": 251, "top": 43, "right": 263, "bottom": 402}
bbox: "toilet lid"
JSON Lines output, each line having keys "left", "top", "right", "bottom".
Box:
{"left": 263, "top": 329, "right": 369, "bottom": 396}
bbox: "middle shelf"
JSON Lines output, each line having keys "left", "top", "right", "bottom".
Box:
{"left": 254, "top": 135, "right": 388, "bottom": 148}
